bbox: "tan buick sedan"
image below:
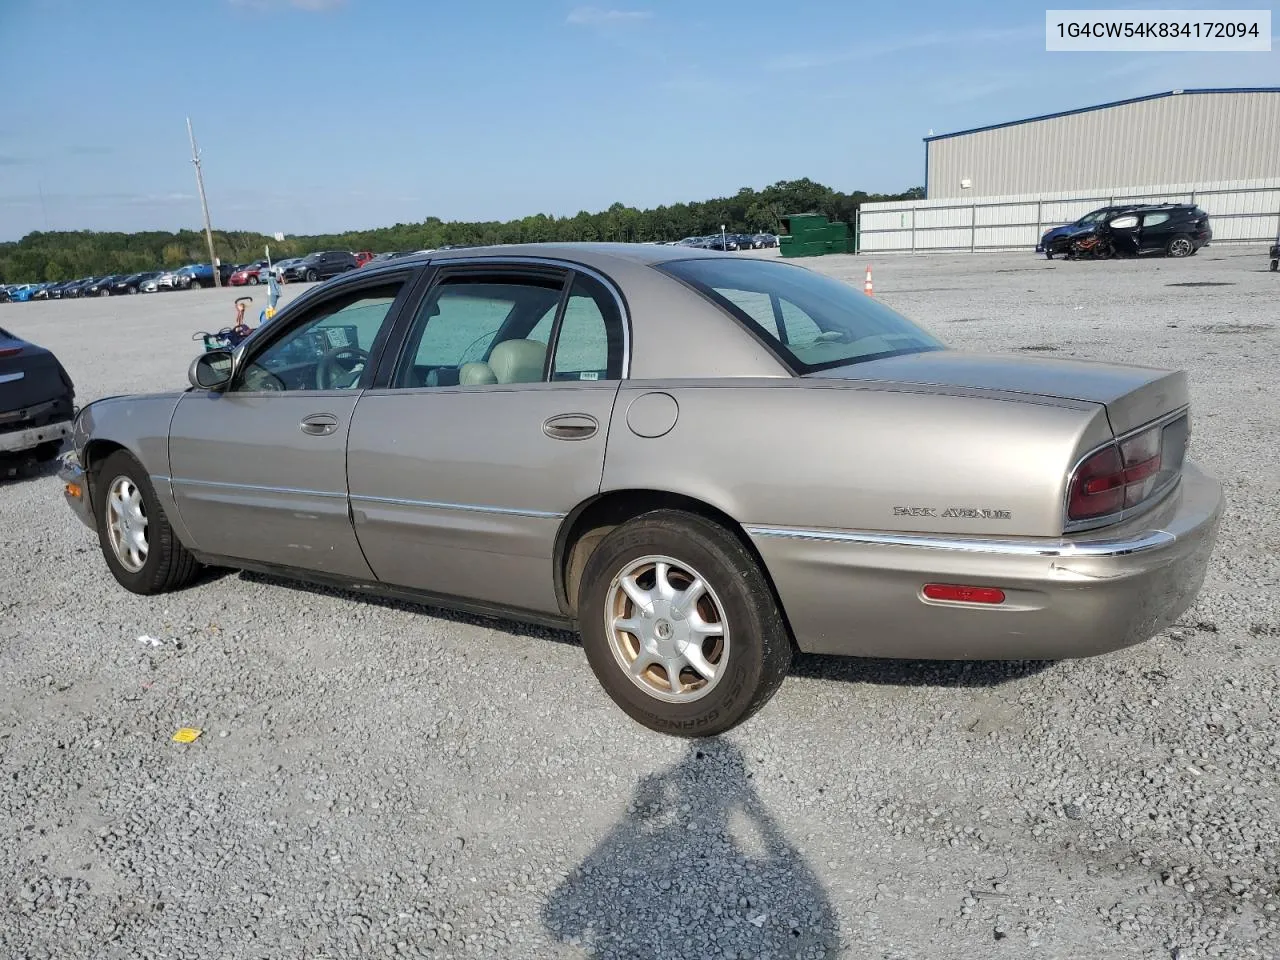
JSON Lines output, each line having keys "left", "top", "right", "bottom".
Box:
{"left": 60, "top": 243, "right": 1223, "bottom": 735}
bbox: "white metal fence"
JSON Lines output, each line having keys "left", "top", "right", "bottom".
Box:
{"left": 856, "top": 178, "right": 1280, "bottom": 253}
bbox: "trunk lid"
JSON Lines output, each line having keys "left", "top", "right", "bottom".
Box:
{"left": 806, "top": 349, "right": 1187, "bottom": 435}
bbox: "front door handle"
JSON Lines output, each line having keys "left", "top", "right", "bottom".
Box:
{"left": 543, "top": 413, "right": 599, "bottom": 441}
{"left": 300, "top": 413, "right": 340, "bottom": 436}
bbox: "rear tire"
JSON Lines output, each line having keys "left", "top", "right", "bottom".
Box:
{"left": 1166, "top": 234, "right": 1194, "bottom": 258}
{"left": 95, "top": 450, "right": 202, "bottom": 595}
{"left": 577, "top": 509, "right": 792, "bottom": 736}
{"left": 249, "top": 276, "right": 259, "bottom": 285}
{"left": 1270, "top": 259, "right": 1278, "bottom": 272}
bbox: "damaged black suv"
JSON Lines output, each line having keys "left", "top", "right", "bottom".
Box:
{"left": 0, "top": 327, "right": 76, "bottom": 464}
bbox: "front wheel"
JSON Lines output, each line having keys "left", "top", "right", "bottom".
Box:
{"left": 127, "top": 286, "right": 137, "bottom": 295}
{"left": 249, "top": 276, "right": 259, "bottom": 285}
{"left": 98, "top": 288, "right": 110, "bottom": 297}
{"left": 305, "top": 269, "right": 318, "bottom": 282}
{"left": 1269, "top": 259, "right": 1278, "bottom": 272}
{"left": 578, "top": 509, "right": 792, "bottom": 736}
{"left": 95, "top": 451, "right": 202, "bottom": 594}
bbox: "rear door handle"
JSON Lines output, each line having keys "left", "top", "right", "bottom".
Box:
{"left": 300, "top": 413, "right": 340, "bottom": 436}
{"left": 543, "top": 413, "right": 599, "bottom": 441}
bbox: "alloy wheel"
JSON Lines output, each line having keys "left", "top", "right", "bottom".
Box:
{"left": 604, "top": 555, "right": 730, "bottom": 703}
{"left": 105, "top": 475, "right": 149, "bottom": 573}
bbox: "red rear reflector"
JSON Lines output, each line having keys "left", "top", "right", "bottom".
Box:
{"left": 922, "top": 584, "right": 1006, "bottom": 605}
{"left": 0, "top": 347, "right": 22, "bottom": 358}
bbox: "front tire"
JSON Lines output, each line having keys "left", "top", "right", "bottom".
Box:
{"left": 578, "top": 509, "right": 792, "bottom": 736}
{"left": 249, "top": 276, "right": 259, "bottom": 285}
{"left": 95, "top": 451, "right": 202, "bottom": 595}
{"left": 305, "top": 269, "right": 318, "bottom": 282}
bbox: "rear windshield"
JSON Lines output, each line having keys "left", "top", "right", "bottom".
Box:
{"left": 658, "top": 257, "right": 944, "bottom": 372}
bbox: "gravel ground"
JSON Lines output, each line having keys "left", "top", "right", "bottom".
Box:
{"left": 1, "top": 246, "right": 1277, "bottom": 960}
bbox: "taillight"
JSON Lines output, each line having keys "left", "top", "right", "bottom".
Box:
{"left": 1068, "top": 427, "right": 1164, "bottom": 521}
{"left": 0, "top": 346, "right": 22, "bottom": 359}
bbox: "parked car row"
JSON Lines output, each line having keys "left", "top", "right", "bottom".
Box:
{"left": 671, "top": 233, "right": 778, "bottom": 251}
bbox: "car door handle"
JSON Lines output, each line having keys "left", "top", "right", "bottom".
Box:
{"left": 543, "top": 413, "right": 599, "bottom": 441}
{"left": 299, "top": 413, "right": 340, "bottom": 436}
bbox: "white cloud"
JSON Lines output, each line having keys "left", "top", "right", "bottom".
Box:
{"left": 566, "top": 6, "right": 651, "bottom": 26}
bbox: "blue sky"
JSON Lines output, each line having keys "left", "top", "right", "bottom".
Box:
{"left": 1, "top": 0, "right": 1275, "bottom": 240}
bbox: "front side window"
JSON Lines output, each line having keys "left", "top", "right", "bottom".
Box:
{"left": 231, "top": 282, "right": 403, "bottom": 392}
{"left": 659, "top": 258, "right": 943, "bottom": 372}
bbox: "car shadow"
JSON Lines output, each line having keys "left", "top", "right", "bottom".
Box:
{"left": 791, "top": 652, "right": 1054, "bottom": 688}
{"left": 233, "top": 570, "right": 580, "bottom": 646}
{"left": 541, "top": 738, "right": 842, "bottom": 959}
{"left": 235, "top": 570, "right": 1054, "bottom": 685}
{"left": 0, "top": 453, "right": 61, "bottom": 485}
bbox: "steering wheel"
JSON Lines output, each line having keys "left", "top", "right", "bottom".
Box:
{"left": 316, "top": 346, "right": 369, "bottom": 390}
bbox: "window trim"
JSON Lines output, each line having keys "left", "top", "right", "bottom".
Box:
{"left": 227, "top": 268, "right": 419, "bottom": 395}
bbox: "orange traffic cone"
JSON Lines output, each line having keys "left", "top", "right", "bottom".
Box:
{"left": 863, "top": 264, "right": 874, "bottom": 296}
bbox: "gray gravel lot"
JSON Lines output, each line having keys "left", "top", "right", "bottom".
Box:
{"left": 1, "top": 247, "right": 1277, "bottom": 959}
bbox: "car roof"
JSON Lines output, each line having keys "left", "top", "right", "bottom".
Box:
{"left": 365, "top": 240, "right": 742, "bottom": 275}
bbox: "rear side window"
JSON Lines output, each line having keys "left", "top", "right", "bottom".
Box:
{"left": 549, "top": 274, "right": 626, "bottom": 381}
{"left": 658, "top": 258, "right": 944, "bottom": 372}
{"left": 1142, "top": 212, "right": 1170, "bottom": 227}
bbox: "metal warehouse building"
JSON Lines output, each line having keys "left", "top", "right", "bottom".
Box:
{"left": 859, "top": 87, "right": 1280, "bottom": 252}
{"left": 924, "top": 88, "right": 1280, "bottom": 200}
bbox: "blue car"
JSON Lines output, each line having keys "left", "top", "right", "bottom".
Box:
{"left": 1037, "top": 205, "right": 1137, "bottom": 258}
{"left": 7, "top": 284, "right": 40, "bottom": 303}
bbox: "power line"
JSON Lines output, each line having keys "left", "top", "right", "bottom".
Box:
{"left": 186, "top": 117, "right": 221, "bottom": 287}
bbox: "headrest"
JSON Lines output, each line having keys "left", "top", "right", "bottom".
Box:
{"left": 488, "top": 339, "right": 546, "bottom": 384}
{"left": 458, "top": 361, "right": 497, "bottom": 385}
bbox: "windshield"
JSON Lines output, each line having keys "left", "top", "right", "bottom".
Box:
{"left": 658, "top": 257, "right": 944, "bottom": 372}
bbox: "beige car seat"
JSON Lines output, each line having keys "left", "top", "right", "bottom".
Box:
{"left": 458, "top": 362, "right": 497, "bottom": 385}
{"left": 488, "top": 339, "right": 547, "bottom": 383}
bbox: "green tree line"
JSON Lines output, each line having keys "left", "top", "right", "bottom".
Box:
{"left": 0, "top": 178, "right": 922, "bottom": 284}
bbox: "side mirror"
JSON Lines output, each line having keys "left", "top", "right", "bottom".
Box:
{"left": 189, "top": 349, "right": 234, "bottom": 391}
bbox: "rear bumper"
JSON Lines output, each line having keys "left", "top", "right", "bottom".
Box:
{"left": 0, "top": 416, "right": 72, "bottom": 455}
{"left": 58, "top": 450, "right": 94, "bottom": 528}
{"left": 747, "top": 461, "right": 1223, "bottom": 660}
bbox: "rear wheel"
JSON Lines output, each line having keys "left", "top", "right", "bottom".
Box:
{"left": 249, "top": 276, "right": 259, "bottom": 285}
{"left": 95, "top": 451, "right": 202, "bottom": 594}
{"left": 1166, "top": 234, "right": 1194, "bottom": 258}
{"left": 1269, "top": 259, "right": 1277, "bottom": 272}
{"left": 578, "top": 510, "right": 792, "bottom": 736}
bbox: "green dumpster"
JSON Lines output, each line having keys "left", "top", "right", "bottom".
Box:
{"left": 778, "top": 213, "right": 854, "bottom": 258}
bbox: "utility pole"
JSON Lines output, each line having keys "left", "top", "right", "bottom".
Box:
{"left": 186, "top": 117, "right": 221, "bottom": 287}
